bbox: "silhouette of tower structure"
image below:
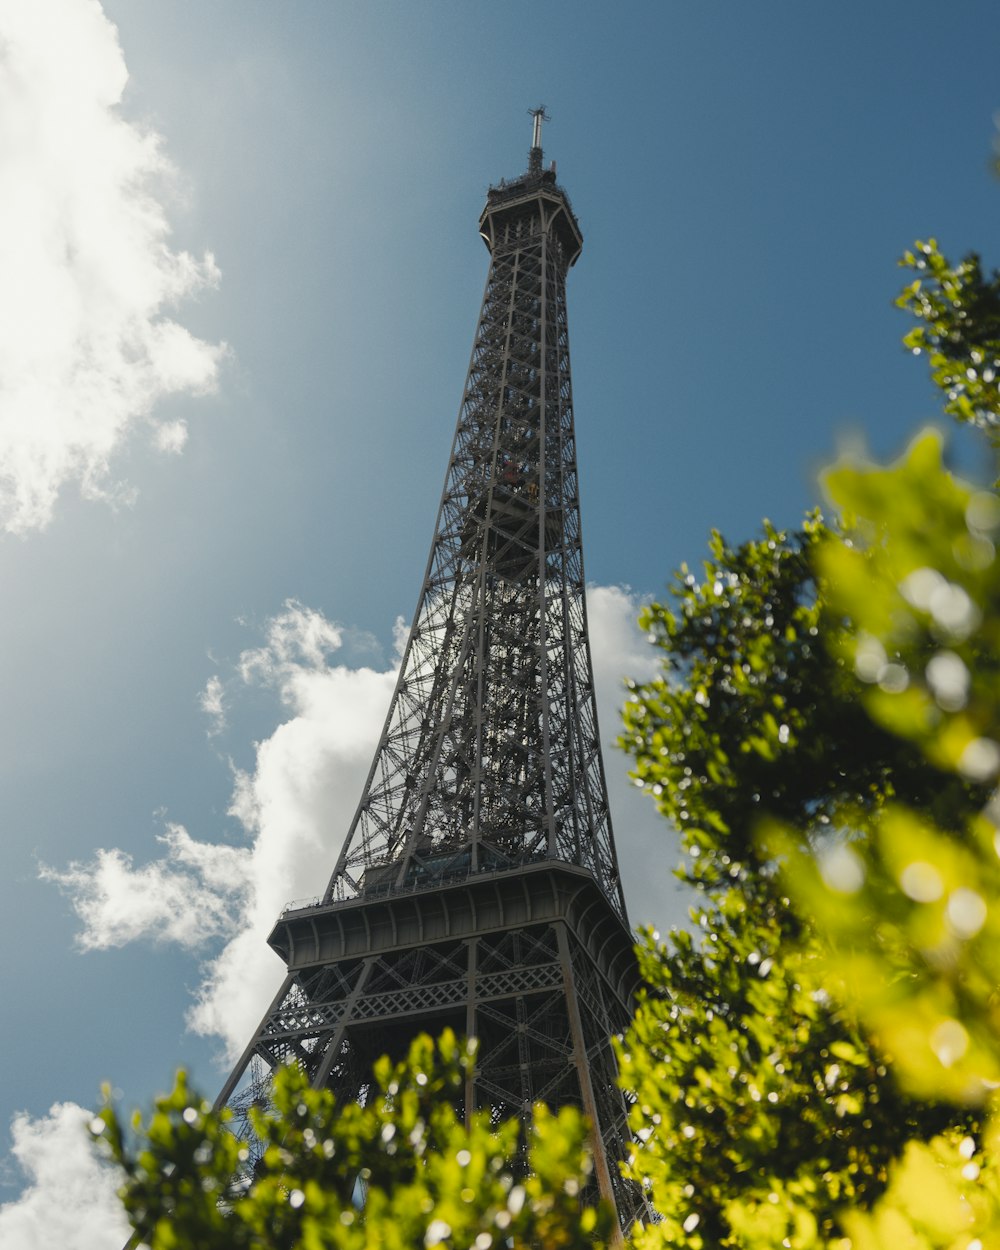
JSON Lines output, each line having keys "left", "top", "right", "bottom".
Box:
{"left": 216, "top": 112, "right": 643, "bottom": 1227}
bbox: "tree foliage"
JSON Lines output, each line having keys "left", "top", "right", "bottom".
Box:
{"left": 616, "top": 510, "right": 977, "bottom": 1246}
{"left": 620, "top": 899, "right": 957, "bottom": 1249}
{"left": 897, "top": 239, "right": 1000, "bottom": 436}
{"left": 620, "top": 515, "right": 981, "bottom": 900}
{"left": 618, "top": 234, "right": 1000, "bottom": 1250}
{"left": 94, "top": 1031, "right": 614, "bottom": 1250}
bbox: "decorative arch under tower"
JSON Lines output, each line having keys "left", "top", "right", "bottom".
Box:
{"left": 216, "top": 117, "right": 644, "bottom": 1230}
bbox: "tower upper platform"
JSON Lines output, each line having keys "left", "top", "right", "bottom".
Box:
{"left": 479, "top": 166, "right": 583, "bottom": 268}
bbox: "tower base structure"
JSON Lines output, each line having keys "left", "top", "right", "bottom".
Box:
{"left": 216, "top": 862, "right": 644, "bottom": 1227}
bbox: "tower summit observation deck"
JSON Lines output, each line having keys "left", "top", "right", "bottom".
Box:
{"left": 216, "top": 111, "right": 644, "bottom": 1229}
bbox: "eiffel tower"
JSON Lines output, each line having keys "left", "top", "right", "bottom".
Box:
{"left": 216, "top": 111, "right": 643, "bottom": 1228}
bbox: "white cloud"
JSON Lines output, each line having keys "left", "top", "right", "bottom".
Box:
{"left": 41, "top": 822, "right": 252, "bottom": 950}
{"left": 239, "top": 599, "right": 345, "bottom": 685}
{"left": 190, "top": 649, "right": 398, "bottom": 1053}
{"left": 154, "top": 419, "right": 189, "bottom": 454}
{"left": 200, "top": 673, "right": 226, "bottom": 735}
{"left": 45, "top": 602, "right": 397, "bottom": 1059}
{"left": 46, "top": 587, "right": 685, "bottom": 1065}
{"left": 586, "top": 583, "right": 659, "bottom": 719}
{"left": 0, "top": 0, "right": 223, "bottom": 534}
{"left": 0, "top": 1101, "right": 129, "bottom": 1249}
{"left": 585, "top": 584, "right": 689, "bottom": 933}
{"left": 392, "top": 613, "right": 410, "bottom": 659}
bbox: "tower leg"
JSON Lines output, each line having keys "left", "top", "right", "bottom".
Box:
{"left": 556, "top": 921, "right": 622, "bottom": 1240}
{"left": 214, "top": 972, "right": 293, "bottom": 1111}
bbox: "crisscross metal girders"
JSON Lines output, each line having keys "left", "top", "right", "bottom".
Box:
{"left": 222, "top": 1054, "right": 274, "bottom": 1181}
{"left": 213, "top": 963, "right": 368, "bottom": 1114}
{"left": 251, "top": 963, "right": 362, "bottom": 1049}
{"left": 321, "top": 184, "right": 626, "bottom": 922}
{"left": 216, "top": 929, "right": 639, "bottom": 1224}
{"left": 464, "top": 921, "right": 631, "bottom": 1158}
{"left": 332, "top": 960, "right": 562, "bottom": 1029}
{"left": 323, "top": 238, "right": 557, "bottom": 894}
{"left": 233, "top": 947, "right": 470, "bottom": 1085}
{"left": 475, "top": 924, "right": 557, "bottom": 976}
{"left": 321, "top": 1038, "right": 368, "bottom": 1108}
{"left": 363, "top": 940, "right": 468, "bottom": 995}
{"left": 300, "top": 933, "right": 568, "bottom": 1028}
{"left": 472, "top": 991, "right": 577, "bottom": 1115}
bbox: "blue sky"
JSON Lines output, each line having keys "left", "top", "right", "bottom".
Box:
{"left": 1, "top": 2, "right": 999, "bottom": 1243}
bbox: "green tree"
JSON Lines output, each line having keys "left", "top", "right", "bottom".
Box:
{"left": 897, "top": 239, "right": 1000, "bottom": 437}
{"left": 617, "top": 526, "right": 977, "bottom": 1247}
{"left": 94, "top": 1031, "right": 615, "bottom": 1250}
{"left": 617, "top": 238, "right": 1000, "bottom": 1249}
{"left": 766, "top": 425, "right": 1000, "bottom": 1250}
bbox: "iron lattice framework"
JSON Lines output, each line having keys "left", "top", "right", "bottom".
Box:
{"left": 217, "top": 123, "right": 644, "bottom": 1229}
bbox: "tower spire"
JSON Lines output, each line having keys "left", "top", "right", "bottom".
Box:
{"left": 528, "top": 104, "right": 549, "bottom": 173}
{"left": 214, "top": 129, "right": 645, "bottom": 1235}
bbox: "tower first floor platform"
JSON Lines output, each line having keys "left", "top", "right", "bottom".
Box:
{"left": 215, "top": 862, "right": 645, "bottom": 1228}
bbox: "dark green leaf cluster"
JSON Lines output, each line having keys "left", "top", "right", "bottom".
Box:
{"left": 620, "top": 517, "right": 827, "bottom": 893}
{"left": 898, "top": 240, "right": 1000, "bottom": 434}
{"left": 619, "top": 517, "right": 978, "bottom": 900}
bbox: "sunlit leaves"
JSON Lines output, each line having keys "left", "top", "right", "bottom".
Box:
{"left": 762, "top": 433, "right": 1000, "bottom": 1115}
{"left": 618, "top": 897, "right": 950, "bottom": 1249}
{"left": 837, "top": 1127, "right": 1000, "bottom": 1250}
{"left": 618, "top": 512, "right": 973, "bottom": 903}
{"left": 615, "top": 487, "right": 982, "bottom": 1246}
{"left": 821, "top": 430, "right": 1000, "bottom": 784}
{"left": 897, "top": 240, "right": 1000, "bottom": 435}
{"left": 92, "top": 1032, "right": 614, "bottom": 1249}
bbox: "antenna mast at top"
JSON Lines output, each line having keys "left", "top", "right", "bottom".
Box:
{"left": 528, "top": 105, "right": 550, "bottom": 173}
